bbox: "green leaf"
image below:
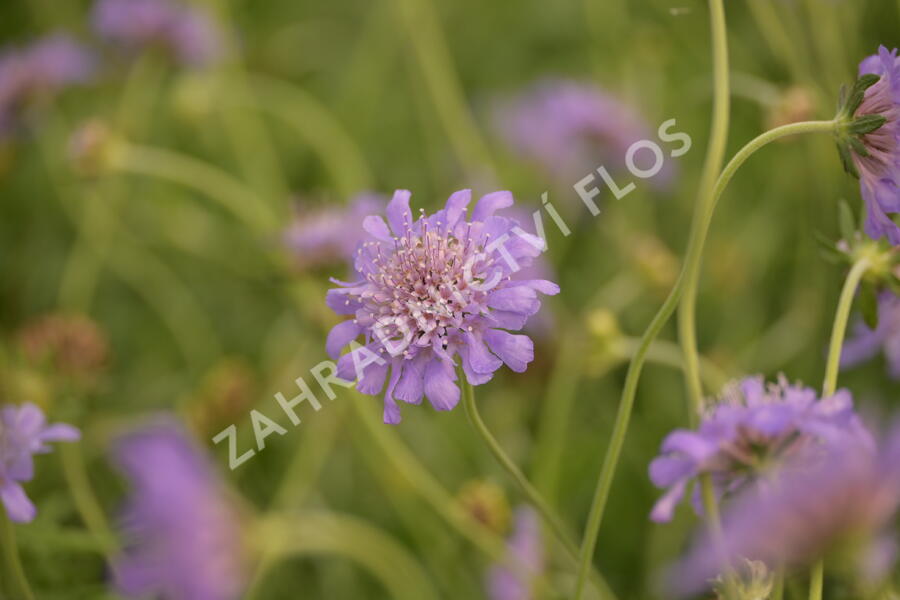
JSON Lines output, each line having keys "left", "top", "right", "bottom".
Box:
{"left": 859, "top": 280, "right": 879, "bottom": 330}
{"left": 848, "top": 114, "right": 887, "bottom": 135}
{"left": 836, "top": 142, "right": 860, "bottom": 178}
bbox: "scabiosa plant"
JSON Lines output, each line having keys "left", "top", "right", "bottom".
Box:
{"left": 112, "top": 419, "right": 247, "bottom": 600}
{"left": 493, "top": 79, "right": 672, "bottom": 188}
{"left": 0, "top": 403, "right": 80, "bottom": 522}
{"left": 325, "top": 189, "right": 558, "bottom": 423}
{"left": 92, "top": 0, "right": 224, "bottom": 68}
{"left": 487, "top": 507, "right": 543, "bottom": 600}
{"left": 0, "top": 34, "right": 95, "bottom": 137}
{"left": 283, "top": 193, "right": 386, "bottom": 271}
{"left": 670, "top": 428, "right": 900, "bottom": 596}
{"left": 834, "top": 46, "right": 900, "bottom": 244}
{"left": 648, "top": 376, "right": 870, "bottom": 523}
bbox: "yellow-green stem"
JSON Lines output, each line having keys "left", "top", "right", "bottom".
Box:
{"left": 460, "top": 379, "right": 616, "bottom": 600}
{"left": 0, "top": 504, "right": 35, "bottom": 600}
{"left": 809, "top": 256, "right": 870, "bottom": 599}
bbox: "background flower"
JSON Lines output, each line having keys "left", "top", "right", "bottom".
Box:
{"left": 649, "top": 376, "right": 870, "bottom": 523}
{"left": 0, "top": 403, "right": 79, "bottom": 522}
{"left": 487, "top": 506, "right": 543, "bottom": 600}
{"left": 112, "top": 418, "right": 247, "bottom": 600}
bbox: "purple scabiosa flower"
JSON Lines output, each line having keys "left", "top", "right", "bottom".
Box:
{"left": 0, "top": 403, "right": 80, "bottom": 522}
{"left": 493, "top": 79, "right": 673, "bottom": 188}
{"left": 283, "top": 194, "right": 386, "bottom": 271}
{"left": 92, "top": 0, "right": 224, "bottom": 68}
{"left": 842, "top": 292, "right": 900, "bottom": 378}
{"left": 326, "top": 189, "right": 559, "bottom": 424}
{"left": 112, "top": 419, "right": 246, "bottom": 600}
{"left": 670, "top": 427, "right": 900, "bottom": 596}
{"left": 487, "top": 507, "right": 543, "bottom": 600}
{"left": 851, "top": 47, "right": 900, "bottom": 244}
{"left": 0, "top": 34, "right": 95, "bottom": 136}
{"left": 649, "top": 376, "right": 870, "bottom": 523}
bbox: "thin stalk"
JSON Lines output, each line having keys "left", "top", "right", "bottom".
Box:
{"left": 0, "top": 505, "right": 35, "bottom": 600}
{"left": 808, "top": 255, "right": 870, "bottom": 599}
{"left": 574, "top": 1, "right": 731, "bottom": 595}
{"left": 459, "top": 379, "right": 616, "bottom": 600}
{"left": 678, "top": 118, "right": 839, "bottom": 417}
{"left": 110, "top": 143, "right": 279, "bottom": 233}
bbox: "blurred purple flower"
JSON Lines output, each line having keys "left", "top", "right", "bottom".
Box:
{"left": 92, "top": 0, "right": 224, "bottom": 68}
{"left": 0, "top": 34, "right": 95, "bottom": 136}
{"left": 326, "top": 189, "right": 559, "bottom": 423}
{"left": 842, "top": 292, "right": 900, "bottom": 378}
{"left": 649, "top": 376, "right": 870, "bottom": 523}
{"left": 0, "top": 403, "right": 80, "bottom": 523}
{"left": 671, "top": 427, "right": 900, "bottom": 596}
{"left": 493, "top": 79, "right": 672, "bottom": 188}
{"left": 283, "top": 194, "right": 386, "bottom": 271}
{"left": 854, "top": 46, "right": 900, "bottom": 244}
{"left": 487, "top": 507, "right": 543, "bottom": 600}
{"left": 113, "top": 419, "right": 246, "bottom": 600}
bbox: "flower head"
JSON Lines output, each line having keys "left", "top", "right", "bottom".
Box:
{"left": 283, "top": 194, "right": 386, "bottom": 271}
{"left": 649, "top": 376, "right": 870, "bottom": 523}
{"left": 326, "top": 189, "right": 559, "bottom": 423}
{"left": 0, "top": 403, "right": 80, "bottom": 522}
{"left": 17, "top": 312, "right": 109, "bottom": 383}
{"left": 113, "top": 418, "right": 246, "bottom": 600}
{"left": 92, "top": 0, "right": 224, "bottom": 68}
{"left": 670, "top": 427, "right": 900, "bottom": 596}
{"left": 843, "top": 47, "right": 900, "bottom": 243}
{"left": 487, "top": 507, "right": 543, "bottom": 600}
{"left": 0, "top": 34, "right": 95, "bottom": 137}
{"left": 493, "top": 79, "right": 672, "bottom": 188}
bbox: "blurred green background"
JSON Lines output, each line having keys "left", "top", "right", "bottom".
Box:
{"left": 2, "top": 0, "right": 900, "bottom": 598}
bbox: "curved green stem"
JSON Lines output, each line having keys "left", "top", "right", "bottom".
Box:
{"left": 574, "top": 2, "right": 731, "bottom": 595}
{"left": 253, "top": 512, "right": 440, "bottom": 600}
{"left": 808, "top": 256, "right": 870, "bottom": 599}
{"left": 0, "top": 505, "right": 35, "bottom": 600}
{"left": 822, "top": 257, "right": 869, "bottom": 398}
{"left": 459, "top": 380, "right": 616, "bottom": 600}
{"left": 678, "top": 117, "right": 838, "bottom": 418}
{"left": 110, "top": 143, "right": 279, "bottom": 233}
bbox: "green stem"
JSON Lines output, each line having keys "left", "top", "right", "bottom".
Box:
{"left": 110, "top": 143, "right": 279, "bottom": 234}
{"left": 822, "top": 257, "right": 869, "bottom": 398}
{"left": 679, "top": 118, "right": 839, "bottom": 418}
{"left": 808, "top": 256, "right": 870, "bottom": 599}
{"left": 574, "top": 1, "right": 731, "bottom": 595}
{"left": 0, "top": 504, "right": 35, "bottom": 600}
{"left": 459, "top": 380, "right": 615, "bottom": 600}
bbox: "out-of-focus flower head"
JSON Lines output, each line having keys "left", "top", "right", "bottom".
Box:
{"left": 487, "top": 506, "right": 543, "bottom": 600}
{"left": 112, "top": 418, "right": 247, "bottom": 600}
{"left": 670, "top": 426, "right": 900, "bottom": 596}
{"left": 842, "top": 291, "right": 900, "bottom": 378}
{"left": 493, "top": 79, "right": 673, "bottom": 188}
{"left": 649, "top": 375, "right": 870, "bottom": 523}
{"left": 0, "top": 34, "right": 95, "bottom": 137}
{"left": 766, "top": 86, "right": 816, "bottom": 131}
{"left": 457, "top": 479, "right": 510, "bottom": 534}
{"left": 326, "top": 189, "right": 559, "bottom": 423}
{"left": 17, "top": 313, "right": 110, "bottom": 385}
{"left": 283, "top": 193, "right": 386, "bottom": 272}
{"left": 68, "top": 119, "right": 122, "bottom": 177}
{"left": 0, "top": 403, "right": 80, "bottom": 522}
{"left": 183, "top": 358, "right": 257, "bottom": 437}
{"left": 835, "top": 46, "right": 900, "bottom": 244}
{"left": 92, "top": 0, "right": 225, "bottom": 68}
